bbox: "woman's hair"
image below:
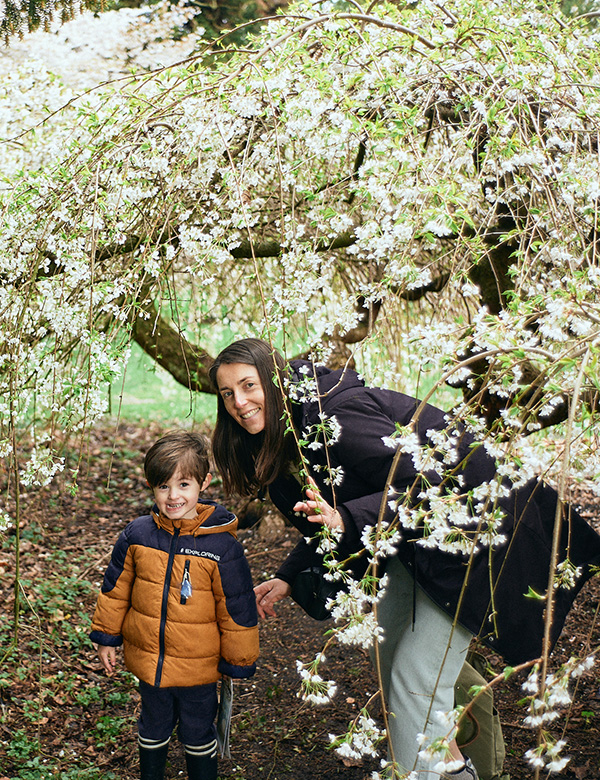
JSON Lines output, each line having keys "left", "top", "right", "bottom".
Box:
{"left": 144, "top": 430, "right": 210, "bottom": 488}
{"left": 209, "top": 338, "right": 294, "bottom": 496}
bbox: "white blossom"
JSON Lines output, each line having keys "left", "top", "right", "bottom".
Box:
{"left": 296, "top": 659, "right": 337, "bottom": 705}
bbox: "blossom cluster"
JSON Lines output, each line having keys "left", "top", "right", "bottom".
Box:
{"left": 329, "top": 710, "right": 385, "bottom": 762}
{"left": 296, "top": 655, "right": 338, "bottom": 706}
{"left": 521, "top": 656, "right": 596, "bottom": 771}
{"left": 326, "top": 576, "right": 387, "bottom": 650}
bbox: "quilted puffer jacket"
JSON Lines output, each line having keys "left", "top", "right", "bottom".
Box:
{"left": 271, "top": 361, "right": 600, "bottom": 666}
{"left": 89, "top": 500, "right": 259, "bottom": 688}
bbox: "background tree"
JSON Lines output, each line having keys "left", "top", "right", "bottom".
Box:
{"left": 0, "top": 0, "right": 288, "bottom": 43}
{"left": 1, "top": 0, "right": 103, "bottom": 41}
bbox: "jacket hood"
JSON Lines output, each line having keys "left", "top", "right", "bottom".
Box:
{"left": 289, "top": 359, "right": 365, "bottom": 403}
{"left": 151, "top": 499, "right": 238, "bottom": 538}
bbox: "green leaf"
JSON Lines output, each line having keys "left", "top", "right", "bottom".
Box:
{"left": 524, "top": 586, "right": 546, "bottom": 600}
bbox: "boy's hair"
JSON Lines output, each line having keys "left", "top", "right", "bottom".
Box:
{"left": 144, "top": 430, "right": 211, "bottom": 488}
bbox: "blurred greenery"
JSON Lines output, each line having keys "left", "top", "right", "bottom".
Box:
{"left": 109, "top": 341, "right": 216, "bottom": 424}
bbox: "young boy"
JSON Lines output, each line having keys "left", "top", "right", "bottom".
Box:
{"left": 90, "top": 430, "right": 259, "bottom": 780}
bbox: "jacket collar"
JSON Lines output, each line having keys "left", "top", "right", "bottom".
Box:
{"left": 151, "top": 500, "right": 238, "bottom": 538}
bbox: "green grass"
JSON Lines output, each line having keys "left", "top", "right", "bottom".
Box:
{"left": 109, "top": 342, "right": 217, "bottom": 424}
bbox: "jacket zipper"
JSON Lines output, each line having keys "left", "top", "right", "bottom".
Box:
{"left": 180, "top": 559, "right": 192, "bottom": 603}
{"left": 154, "top": 527, "right": 180, "bottom": 687}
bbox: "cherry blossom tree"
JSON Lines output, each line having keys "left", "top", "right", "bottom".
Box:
{"left": 0, "top": 0, "right": 287, "bottom": 42}
{"left": 2, "top": 0, "right": 600, "bottom": 775}
{"left": 4, "top": 0, "right": 599, "bottom": 437}
{"left": 0, "top": 0, "right": 101, "bottom": 41}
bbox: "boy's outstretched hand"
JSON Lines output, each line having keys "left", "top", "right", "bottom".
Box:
{"left": 97, "top": 645, "right": 117, "bottom": 676}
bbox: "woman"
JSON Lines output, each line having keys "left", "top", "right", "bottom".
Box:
{"left": 209, "top": 338, "right": 600, "bottom": 779}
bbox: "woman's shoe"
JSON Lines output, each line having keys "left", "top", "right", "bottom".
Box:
{"left": 442, "top": 756, "right": 479, "bottom": 780}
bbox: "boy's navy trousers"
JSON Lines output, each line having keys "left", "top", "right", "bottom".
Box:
{"left": 138, "top": 679, "right": 218, "bottom": 746}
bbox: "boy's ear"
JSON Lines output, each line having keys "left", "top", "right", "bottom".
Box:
{"left": 200, "top": 473, "right": 212, "bottom": 492}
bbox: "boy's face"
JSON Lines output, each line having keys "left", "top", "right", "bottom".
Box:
{"left": 152, "top": 469, "right": 211, "bottom": 521}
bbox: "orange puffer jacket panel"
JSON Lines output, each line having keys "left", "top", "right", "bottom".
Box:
{"left": 90, "top": 500, "right": 259, "bottom": 688}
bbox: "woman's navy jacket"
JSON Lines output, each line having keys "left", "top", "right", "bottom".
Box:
{"left": 270, "top": 361, "right": 600, "bottom": 665}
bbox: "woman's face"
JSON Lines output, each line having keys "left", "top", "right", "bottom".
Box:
{"left": 216, "top": 363, "right": 266, "bottom": 435}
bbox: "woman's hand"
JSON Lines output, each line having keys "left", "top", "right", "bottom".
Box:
{"left": 254, "top": 578, "right": 292, "bottom": 619}
{"left": 293, "top": 477, "right": 344, "bottom": 531}
{"left": 97, "top": 645, "right": 117, "bottom": 676}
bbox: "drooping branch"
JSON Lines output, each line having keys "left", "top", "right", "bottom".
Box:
{"left": 397, "top": 271, "right": 451, "bottom": 301}
{"left": 230, "top": 231, "right": 358, "bottom": 258}
{"left": 449, "top": 347, "right": 600, "bottom": 432}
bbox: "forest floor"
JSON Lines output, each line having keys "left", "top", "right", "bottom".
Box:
{"left": 1, "top": 421, "right": 599, "bottom": 780}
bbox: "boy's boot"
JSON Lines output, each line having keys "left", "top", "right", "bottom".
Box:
{"left": 139, "top": 737, "right": 169, "bottom": 780}
{"left": 184, "top": 741, "right": 218, "bottom": 780}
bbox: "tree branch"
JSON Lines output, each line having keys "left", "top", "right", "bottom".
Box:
{"left": 230, "top": 231, "right": 357, "bottom": 258}
{"left": 132, "top": 300, "right": 215, "bottom": 395}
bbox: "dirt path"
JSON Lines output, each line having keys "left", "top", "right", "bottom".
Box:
{"left": 1, "top": 422, "right": 598, "bottom": 779}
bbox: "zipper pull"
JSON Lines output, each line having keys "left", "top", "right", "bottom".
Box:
{"left": 180, "top": 560, "right": 192, "bottom": 604}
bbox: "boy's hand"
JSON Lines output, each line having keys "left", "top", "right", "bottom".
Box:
{"left": 97, "top": 645, "right": 117, "bottom": 676}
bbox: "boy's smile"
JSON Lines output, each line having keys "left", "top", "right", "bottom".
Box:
{"left": 152, "top": 470, "right": 209, "bottom": 520}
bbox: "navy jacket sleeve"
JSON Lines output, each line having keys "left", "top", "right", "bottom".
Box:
{"left": 315, "top": 389, "right": 433, "bottom": 546}
{"left": 213, "top": 538, "right": 259, "bottom": 678}
{"left": 89, "top": 526, "right": 135, "bottom": 647}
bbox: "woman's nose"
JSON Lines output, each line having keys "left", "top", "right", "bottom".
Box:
{"left": 233, "top": 391, "right": 247, "bottom": 409}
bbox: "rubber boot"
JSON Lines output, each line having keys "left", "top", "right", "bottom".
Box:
{"left": 185, "top": 751, "right": 218, "bottom": 780}
{"left": 139, "top": 741, "right": 169, "bottom": 780}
